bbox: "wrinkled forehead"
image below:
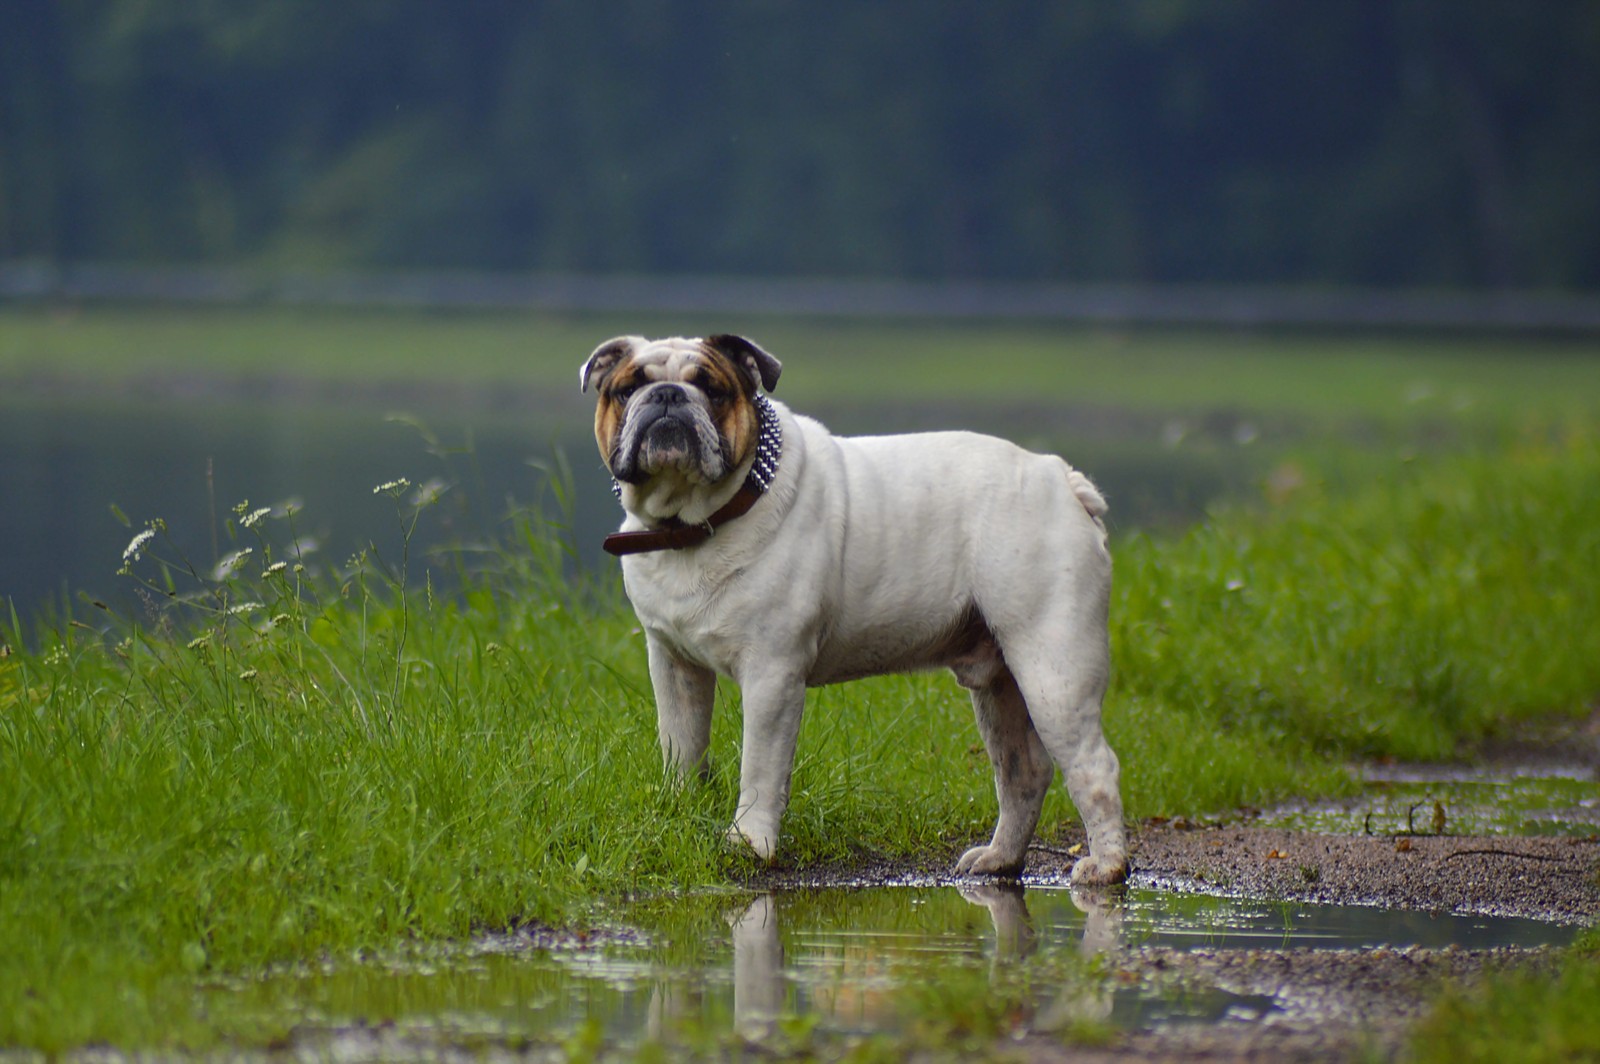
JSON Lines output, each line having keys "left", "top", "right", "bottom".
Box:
{"left": 627, "top": 337, "right": 723, "bottom": 381}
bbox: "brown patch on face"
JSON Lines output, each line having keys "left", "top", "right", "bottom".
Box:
{"left": 693, "top": 343, "right": 760, "bottom": 472}
{"left": 592, "top": 357, "right": 645, "bottom": 470}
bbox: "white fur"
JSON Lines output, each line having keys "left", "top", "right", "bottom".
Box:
{"left": 614, "top": 395, "right": 1129, "bottom": 886}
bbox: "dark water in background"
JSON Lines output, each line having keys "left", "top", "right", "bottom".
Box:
{"left": 1, "top": 392, "right": 1265, "bottom": 627}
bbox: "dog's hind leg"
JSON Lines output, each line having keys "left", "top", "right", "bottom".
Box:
{"left": 647, "top": 633, "right": 716, "bottom": 780}
{"left": 954, "top": 665, "right": 1056, "bottom": 877}
{"left": 1005, "top": 634, "right": 1128, "bottom": 887}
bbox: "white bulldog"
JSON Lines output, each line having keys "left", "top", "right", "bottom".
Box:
{"left": 580, "top": 334, "right": 1128, "bottom": 885}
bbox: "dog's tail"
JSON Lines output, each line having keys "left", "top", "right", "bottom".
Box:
{"left": 1065, "top": 465, "right": 1108, "bottom": 534}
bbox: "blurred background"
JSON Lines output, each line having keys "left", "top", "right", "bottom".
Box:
{"left": 5, "top": 1, "right": 1600, "bottom": 290}
{"left": 3, "top": 1, "right": 1599, "bottom": 619}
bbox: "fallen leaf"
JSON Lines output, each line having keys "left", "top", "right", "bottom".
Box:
{"left": 1395, "top": 837, "right": 1413, "bottom": 853}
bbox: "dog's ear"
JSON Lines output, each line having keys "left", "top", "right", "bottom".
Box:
{"left": 580, "top": 336, "right": 639, "bottom": 393}
{"left": 705, "top": 334, "right": 782, "bottom": 394}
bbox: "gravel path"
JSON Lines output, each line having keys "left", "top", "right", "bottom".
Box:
{"left": 1092, "top": 823, "right": 1596, "bottom": 923}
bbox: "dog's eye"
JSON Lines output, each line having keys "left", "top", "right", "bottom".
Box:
{"left": 695, "top": 378, "right": 729, "bottom": 404}
{"left": 611, "top": 382, "right": 639, "bottom": 402}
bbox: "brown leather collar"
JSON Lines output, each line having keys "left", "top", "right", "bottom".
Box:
{"left": 602, "top": 479, "right": 766, "bottom": 556}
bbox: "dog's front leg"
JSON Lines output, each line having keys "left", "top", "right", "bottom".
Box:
{"left": 728, "top": 668, "right": 807, "bottom": 861}
{"left": 647, "top": 633, "right": 716, "bottom": 780}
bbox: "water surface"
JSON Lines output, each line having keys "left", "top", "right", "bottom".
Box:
{"left": 218, "top": 884, "right": 1575, "bottom": 1054}
{"left": 2, "top": 392, "right": 1268, "bottom": 621}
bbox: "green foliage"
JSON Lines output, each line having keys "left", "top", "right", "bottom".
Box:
{"left": 5, "top": 3, "right": 1600, "bottom": 287}
{"left": 1110, "top": 428, "right": 1600, "bottom": 816}
{"left": 1408, "top": 948, "right": 1600, "bottom": 1062}
{"left": 2, "top": 432, "right": 1598, "bottom": 1050}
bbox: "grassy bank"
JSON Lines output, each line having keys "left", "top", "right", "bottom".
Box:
{"left": 1, "top": 430, "right": 1598, "bottom": 1050}
{"left": 4, "top": 304, "right": 1599, "bottom": 423}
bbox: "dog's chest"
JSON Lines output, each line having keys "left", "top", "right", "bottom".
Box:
{"left": 622, "top": 553, "right": 758, "bottom": 673}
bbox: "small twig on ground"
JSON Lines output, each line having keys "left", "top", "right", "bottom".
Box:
{"left": 1441, "top": 848, "right": 1564, "bottom": 862}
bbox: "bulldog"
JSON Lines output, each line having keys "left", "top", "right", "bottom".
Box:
{"left": 580, "top": 334, "right": 1128, "bottom": 885}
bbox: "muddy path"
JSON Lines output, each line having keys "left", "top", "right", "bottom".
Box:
{"left": 747, "top": 706, "right": 1600, "bottom": 1060}
{"left": 1082, "top": 826, "right": 1595, "bottom": 1062}
{"left": 742, "top": 826, "right": 1598, "bottom": 1063}
{"left": 758, "top": 826, "right": 1599, "bottom": 926}
{"left": 744, "top": 799, "right": 1599, "bottom": 1062}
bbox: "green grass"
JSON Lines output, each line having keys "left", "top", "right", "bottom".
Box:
{"left": 1116, "top": 426, "right": 1600, "bottom": 773}
{"left": 1406, "top": 928, "right": 1600, "bottom": 1063}
{"left": 2, "top": 424, "right": 1598, "bottom": 1051}
{"left": 3, "top": 304, "right": 1598, "bottom": 423}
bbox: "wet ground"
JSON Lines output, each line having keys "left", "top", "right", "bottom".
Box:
{"left": 264, "top": 872, "right": 1586, "bottom": 1063}
{"left": 23, "top": 719, "right": 1597, "bottom": 1063}
{"left": 740, "top": 718, "right": 1600, "bottom": 1062}
{"left": 232, "top": 745, "right": 1598, "bottom": 1064}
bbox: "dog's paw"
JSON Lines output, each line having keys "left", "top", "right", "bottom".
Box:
{"left": 1068, "top": 852, "right": 1129, "bottom": 887}
{"left": 954, "top": 844, "right": 1025, "bottom": 877}
{"left": 725, "top": 822, "right": 778, "bottom": 863}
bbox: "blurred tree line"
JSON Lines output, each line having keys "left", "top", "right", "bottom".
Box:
{"left": 3, "top": 0, "right": 1597, "bottom": 290}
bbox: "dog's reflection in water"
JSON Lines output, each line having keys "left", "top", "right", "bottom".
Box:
{"left": 730, "top": 894, "right": 785, "bottom": 1027}
{"left": 648, "top": 885, "right": 1121, "bottom": 1039}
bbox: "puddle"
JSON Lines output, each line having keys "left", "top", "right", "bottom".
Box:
{"left": 213, "top": 885, "right": 1578, "bottom": 1055}
{"left": 1259, "top": 765, "right": 1600, "bottom": 837}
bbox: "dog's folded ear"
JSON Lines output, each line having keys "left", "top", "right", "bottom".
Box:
{"left": 706, "top": 334, "right": 782, "bottom": 394}
{"left": 580, "top": 336, "right": 640, "bottom": 392}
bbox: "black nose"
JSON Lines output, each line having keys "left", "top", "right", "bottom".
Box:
{"left": 647, "top": 384, "right": 687, "bottom": 408}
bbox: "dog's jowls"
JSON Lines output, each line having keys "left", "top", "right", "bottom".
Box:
{"left": 580, "top": 334, "right": 1128, "bottom": 885}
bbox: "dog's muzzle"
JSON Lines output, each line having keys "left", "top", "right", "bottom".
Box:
{"left": 612, "top": 384, "right": 722, "bottom": 484}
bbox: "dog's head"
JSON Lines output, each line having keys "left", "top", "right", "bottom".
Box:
{"left": 580, "top": 335, "right": 782, "bottom": 503}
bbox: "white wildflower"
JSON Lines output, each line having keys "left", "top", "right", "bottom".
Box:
{"left": 122, "top": 528, "right": 157, "bottom": 563}
{"left": 373, "top": 478, "right": 412, "bottom": 496}
{"left": 212, "top": 549, "right": 253, "bottom": 581}
{"left": 241, "top": 507, "right": 272, "bottom": 529}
